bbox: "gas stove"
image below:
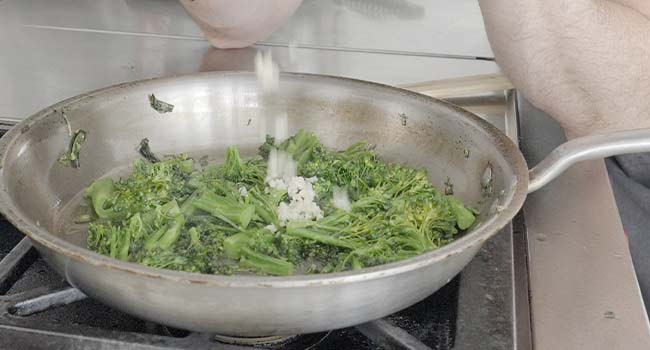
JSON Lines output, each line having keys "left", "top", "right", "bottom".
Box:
{"left": 0, "top": 94, "right": 528, "bottom": 350}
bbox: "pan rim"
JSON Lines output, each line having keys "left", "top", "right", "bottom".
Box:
{"left": 0, "top": 71, "right": 529, "bottom": 288}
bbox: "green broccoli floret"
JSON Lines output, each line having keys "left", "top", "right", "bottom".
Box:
{"left": 258, "top": 134, "right": 275, "bottom": 160}
{"left": 280, "top": 129, "right": 320, "bottom": 167}
{"left": 223, "top": 146, "right": 244, "bottom": 181}
{"left": 223, "top": 229, "right": 294, "bottom": 276}
{"left": 85, "top": 178, "right": 123, "bottom": 220}
{"left": 247, "top": 187, "right": 279, "bottom": 227}
{"left": 198, "top": 147, "right": 265, "bottom": 187}
{"left": 87, "top": 213, "right": 145, "bottom": 261}
{"left": 84, "top": 130, "right": 477, "bottom": 276}
{"left": 85, "top": 156, "right": 195, "bottom": 221}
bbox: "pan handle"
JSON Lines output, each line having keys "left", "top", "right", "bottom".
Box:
{"left": 528, "top": 128, "right": 650, "bottom": 193}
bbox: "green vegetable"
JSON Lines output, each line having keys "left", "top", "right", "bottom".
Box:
{"left": 188, "top": 227, "right": 200, "bottom": 247}
{"left": 193, "top": 191, "right": 255, "bottom": 228}
{"left": 247, "top": 187, "right": 279, "bottom": 227}
{"left": 222, "top": 229, "right": 293, "bottom": 275}
{"left": 84, "top": 130, "right": 477, "bottom": 276}
{"left": 240, "top": 247, "right": 294, "bottom": 276}
{"left": 138, "top": 138, "right": 160, "bottom": 163}
{"left": 447, "top": 196, "right": 476, "bottom": 230}
{"left": 224, "top": 231, "right": 253, "bottom": 259}
{"left": 87, "top": 213, "right": 146, "bottom": 261}
{"left": 85, "top": 178, "right": 122, "bottom": 219}
{"left": 96, "top": 157, "right": 194, "bottom": 219}
{"left": 285, "top": 226, "right": 357, "bottom": 249}
{"left": 58, "top": 129, "right": 87, "bottom": 168}
{"left": 258, "top": 135, "right": 275, "bottom": 160}
{"left": 279, "top": 129, "right": 320, "bottom": 167}
{"left": 148, "top": 94, "right": 174, "bottom": 114}
{"left": 444, "top": 177, "right": 454, "bottom": 195}
{"left": 149, "top": 214, "right": 186, "bottom": 251}
{"left": 223, "top": 146, "right": 244, "bottom": 180}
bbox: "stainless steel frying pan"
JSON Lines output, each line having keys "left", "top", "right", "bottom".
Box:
{"left": 0, "top": 72, "right": 648, "bottom": 336}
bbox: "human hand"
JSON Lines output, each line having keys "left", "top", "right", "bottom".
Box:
{"left": 180, "top": 0, "right": 302, "bottom": 49}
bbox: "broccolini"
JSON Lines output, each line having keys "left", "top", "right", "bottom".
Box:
{"left": 85, "top": 131, "right": 476, "bottom": 276}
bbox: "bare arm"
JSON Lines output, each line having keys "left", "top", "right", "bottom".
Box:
{"left": 478, "top": 0, "right": 650, "bottom": 138}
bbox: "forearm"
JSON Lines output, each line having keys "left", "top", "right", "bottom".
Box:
{"left": 610, "top": 0, "right": 650, "bottom": 16}
{"left": 478, "top": 0, "right": 650, "bottom": 137}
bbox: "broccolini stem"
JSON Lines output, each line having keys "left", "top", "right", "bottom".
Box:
{"left": 194, "top": 191, "right": 255, "bottom": 228}
{"left": 143, "top": 215, "right": 185, "bottom": 251}
{"left": 117, "top": 233, "right": 131, "bottom": 261}
{"left": 240, "top": 247, "right": 294, "bottom": 276}
{"left": 285, "top": 227, "right": 357, "bottom": 249}
{"left": 223, "top": 231, "right": 251, "bottom": 260}
{"left": 180, "top": 191, "right": 200, "bottom": 216}
{"left": 128, "top": 213, "right": 144, "bottom": 241}
{"left": 223, "top": 146, "right": 244, "bottom": 181}
{"left": 157, "top": 215, "right": 186, "bottom": 250}
{"left": 188, "top": 227, "right": 200, "bottom": 247}
{"left": 109, "top": 230, "right": 118, "bottom": 259}
{"left": 143, "top": 227, "right": 167, "bottom": 251}
{"left": 185, "top": 215, "right": 240, "bottom": 233}
{"left": 248, "top": 187, "right": 279, "bottom": 226}
{"left": 351, "top": 256, "right": 362, "bottom": 270}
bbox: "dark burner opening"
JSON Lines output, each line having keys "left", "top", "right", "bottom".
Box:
{"left": 387, "top": 276, "right": 460, "bottom": 348}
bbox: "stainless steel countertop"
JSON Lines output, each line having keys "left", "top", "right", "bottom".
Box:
{"left": 1, "top": 1, "right": 649, "bottom": 349}
{"left": 2, "top": 0, "right": 494, "bottom": 57}
{"left": 518, "top": 97, "right": 650, "bottom": 349}
{"left": 0, "top": 0, "right": 497, "bottom": 119}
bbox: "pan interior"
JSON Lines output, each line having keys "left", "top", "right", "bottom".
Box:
{"left": 0, "top": 73, "right": 524, "bottom": 273}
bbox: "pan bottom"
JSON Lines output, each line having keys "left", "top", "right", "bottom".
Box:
{"left": 212, "top": 334, "right": 296, "bottom": 346}
{"left": 212, "top": 332, "right": 333, "bottom": 348}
